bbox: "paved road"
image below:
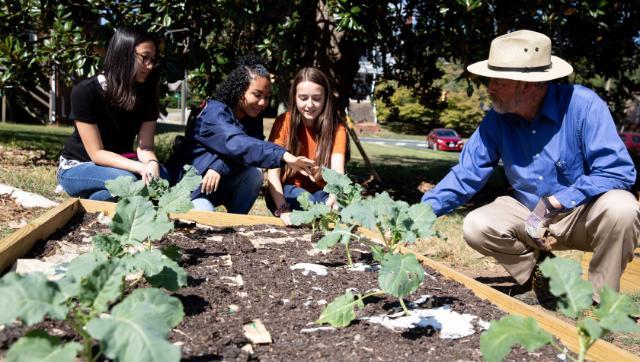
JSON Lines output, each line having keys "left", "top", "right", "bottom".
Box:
{"left": 357, "top": 137, "right": 430, "bottom": 150}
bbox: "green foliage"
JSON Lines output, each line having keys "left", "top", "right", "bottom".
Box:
{"left": 378, "top": 253, "right": 424, "bottom": 298}
{"left": 303, "top": 168, "right": 437, "bottom": 327}
{"left": 0, "top": 166, "right": 200, "bottom": 361}
{"left": 0, "top": 272, "right": 68, "bottom": 326}
{"left": 481, "top": 257, "right": 640, "bottom": 361}
{"left": 539, "top": 257, "right": 593, "bottom": 319}
{"left": 86, "top": 289, "right": 183, "bottom": 362}
{"left": 315, "top": 292, "right": 365, "bottom": 328}
{"left": 479, "top": 315, "right": 554, "bottom": 362}
{"left": 374, "top": 80, "right": 439, "bottom": 134}
{"left": 6, "top": 331, "right": 82, "bottom": 362}
{"left": 1, "top": 1, "right": 638, "bottom": 124}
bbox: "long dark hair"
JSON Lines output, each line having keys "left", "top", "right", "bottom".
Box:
{"left": 103, "top": 27, "right": 160, "bottom": 116}
{"left": 215, "top": 55, "right": 270, "bottom": 109}
{"left": 284, "top": 67, "right": 345, "bottom": 181}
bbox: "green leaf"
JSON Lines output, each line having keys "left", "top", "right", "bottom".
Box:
{"left": 158, "top": 166, "right": 201, "bottom": 214}
{"left": 407, "top": 202, "right": 437, "bottom": 238}
{"left": 378, "top": 253, "right": 424, "bottom": 298}
{"left": 86, "top": 289, "right": 183, "bottom": 362}
{"left": 77, "top": 260, "right": 126, "bottom": 313}
{"left": 290, "top": 198, "right": 331, "bottom": 225}
{"left": 0, "top": 272, "right": 68, "bottom": 326}
{"left": 370, "top": 245, "right": 384, "bottom": 262}
{"left": 594, "top": 287, "right": 640, "bottom": 334}
{"left": 148, "top": 210, "right": 175, "bottom": 241}
{"left": 105, "top": 176, "right": 147, "bottom": 198}
{"left": 111, "top": 196, "right": 159, "bottom": 245}
{"left": 316, "top": 292, "right": 364, "bottom": 328}
{"left": 341, "top": 199, "right": 377, "bottom": 229}
{"left": 316, "top": 225, "right": 352, "bottom": 250}
{"left": 92, "top": 234, "right": 124, "bottom": 257}
{"left": 539, "top": 257, "right": 593, "bottom": 318}
{"left": 129, "top": 249, "right": 187, "bottom": 291}
{"left": 148, "top": 178, "right": 170, "bottom": 200}
{"left": 161, "top": 245, "right": 182, "bottom": 261}
{"left": 480, "top": 315, "right": 554, "bottom": 362}
{"left": 321, "top": 168, "right": 353, "bottom": 196}
{"left": 6, "top": 331, "right": 82, "bottom": 362}
{"left": 577, "top": 317, "right": 603, "bottom": 341}
{"left": 58, "top": 251, "right": 108, "bottom": 297}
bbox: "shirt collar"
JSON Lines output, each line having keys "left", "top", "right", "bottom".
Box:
{"left": 537, "top": 82, "right": 562, "bottom": 124}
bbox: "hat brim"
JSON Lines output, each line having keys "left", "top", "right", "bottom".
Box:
{"left": 467, "top": 56, "right": 573, "bottom": 82}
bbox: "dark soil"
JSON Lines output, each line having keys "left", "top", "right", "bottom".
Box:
{"left": 0, "top": 213, "right": 564, "bottom": 361}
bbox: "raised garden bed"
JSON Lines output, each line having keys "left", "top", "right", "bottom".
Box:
{"left": 0, "top": 199, "right": 637, "bottom": 361}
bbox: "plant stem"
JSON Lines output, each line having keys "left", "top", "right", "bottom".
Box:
{"left": 376, "top": 224, "right": 389, "bottom": 249}
{"left": 345, "top": 239, "right": 353, "bottom": 267}
{"left": 399, "top": 298, "right": 410, "bottom": 315}
{"left": 578, "top": 335, "right": 589, "bottom": 362}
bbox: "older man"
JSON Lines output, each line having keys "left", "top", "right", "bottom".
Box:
{"left": 421, "top": 30, "right": 639, "bottom": 300}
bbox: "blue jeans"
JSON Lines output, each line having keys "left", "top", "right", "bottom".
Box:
{"left": 191, "top": 167, "right": 263, "bottom": 214}
{"left": 57, "top": 162, "right": 169, "bottom": 201}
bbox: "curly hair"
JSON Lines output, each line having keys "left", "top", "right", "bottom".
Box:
{"left": 214, "top": 55, "right": 270, "bottom": 108}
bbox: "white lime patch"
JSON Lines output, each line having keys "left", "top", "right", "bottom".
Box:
{"left": 290, "top": 263, "right": 328, "bottom": 276}
{"left": 361, "top": 305, "right": 479, "bottom": 339}
{"left": 0, "top": 184, "right": 58, "bottom": 208}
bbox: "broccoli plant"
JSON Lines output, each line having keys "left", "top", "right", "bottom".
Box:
{"left": 480, "top": 257, "right": 640, "bottom": 362}
{"left": 0, "top": 166, "right": 202, "bottom": 362}
{"left": 292, "top": 169, "right": 438, "bottom": 327}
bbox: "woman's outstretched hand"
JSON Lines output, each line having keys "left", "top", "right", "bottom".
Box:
{"left": 282, "top": 152, "right": 316, "bottom": 182}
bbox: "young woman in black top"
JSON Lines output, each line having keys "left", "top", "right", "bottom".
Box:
{"left": 57, "top": 27, "right": 166, "bottom": 200}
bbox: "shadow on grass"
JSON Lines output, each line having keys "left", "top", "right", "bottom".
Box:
{"left": 349, "top": 154, "right": 511, "bottom": 207}
{"left": 0, "top": 129, "right": 70, "bottom": 160}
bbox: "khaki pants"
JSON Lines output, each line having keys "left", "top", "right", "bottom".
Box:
{"left": 462, "top": 190, "right": 639, "bottom": 292}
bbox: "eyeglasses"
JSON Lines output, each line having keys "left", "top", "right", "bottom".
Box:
{"left": 135, "top": 52, "right": 159, "bottom": 67}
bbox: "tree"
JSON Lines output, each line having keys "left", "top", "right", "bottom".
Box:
{"left": 1, "top": 0, "right": 638, "bottom": 124}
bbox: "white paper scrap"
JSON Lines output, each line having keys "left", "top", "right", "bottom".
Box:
{"left": 290, "top": 263, "right": 328, "bottom": 276}
{"left": 361, "top": 306, "right": 478, "bottom": 339}
{"left": 301, "top": 327, "right": 335, "bottom": 333}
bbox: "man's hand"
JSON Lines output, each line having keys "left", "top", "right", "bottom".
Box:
{"left": 201, "top": 169, "right": 221, "bottom": 194}
{"left": 525, "top": 197, "right": 562, "bottom": 251}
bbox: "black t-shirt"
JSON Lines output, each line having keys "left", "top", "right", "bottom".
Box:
{"left": 61, "top": 76, "right": 157, "bottom": 162}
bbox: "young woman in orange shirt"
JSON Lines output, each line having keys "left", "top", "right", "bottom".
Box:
{"left": 267, "top": 67, "right": 348, "bottom": 225}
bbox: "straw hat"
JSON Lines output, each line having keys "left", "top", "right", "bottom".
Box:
{"left": 467, "top": 30, "right": 573, "bottom": 81}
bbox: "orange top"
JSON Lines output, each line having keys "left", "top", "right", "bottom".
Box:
{"left": 269, "top": 112, "right": 348, "bottom": 193}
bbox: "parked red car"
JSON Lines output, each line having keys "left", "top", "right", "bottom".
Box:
{"left": 427, "top": 128, "right": 464, "bottom": 151}
{"left": 620, "top": 132, "right": 640, "bottom": 155}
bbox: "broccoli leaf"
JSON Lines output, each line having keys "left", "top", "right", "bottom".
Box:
{"left": 0, "top": 272, "right": 68, "bottom": 326}
{"left": 77, "top": 260, "right": 127, "bottom": 313}
{"left": 594, "top": 287, "right": 640, "bottom": 334}
{"left": 86, "top": 288, "right": 183, "bottom": 362}
{"left": 105, "top": 176, "right": 147, "bottom": 198}
{"left": 6, "top": 330, "right": 82, "bottom": 362}
{"left": 480, "top": 315, "right": 553, "bottom": 362}
{"left": 316, "top": 224, "right": 352, "bottom": 250}
{"left": 110, "top": 196, "right": 162, "bottom": 245}
{"left": 539, "top": 257, "right": 593, "bottom": 319}
{"left": 316, "top": 292, "right": 364, "bottom": 328}
{"left": 92, "top": 234, "right": 124, "bottom": 257}
{"left": 378, "top": 253, "right": 424, "bottom": 298}
{"left": 127, "top": 249, "right": 187, "bottom": 291}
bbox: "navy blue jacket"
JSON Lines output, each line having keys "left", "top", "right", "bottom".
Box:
{"left": 181, "top": 100, "right": 286, "bottom": 177}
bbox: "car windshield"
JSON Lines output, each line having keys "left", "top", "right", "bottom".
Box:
{"left": 436, "top": 130, "right": 458, "bottom": 137}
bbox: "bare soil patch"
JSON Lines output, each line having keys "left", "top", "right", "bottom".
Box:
{"left": 0, "top": 213, "right": 563, "bottom": 361}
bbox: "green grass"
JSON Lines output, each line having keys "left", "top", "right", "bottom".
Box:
{"left": 0, "top": 123, "right": 73, "bottom": 160}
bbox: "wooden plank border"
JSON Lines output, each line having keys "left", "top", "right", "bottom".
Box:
{"left": 0, "top": 199, "right": 636, "bottom": 361}
{"left": 582, "top": 250, "right": 640, "bottom": 294}
{"left": 0, "top": 198, "right": 80, "bottom": 273}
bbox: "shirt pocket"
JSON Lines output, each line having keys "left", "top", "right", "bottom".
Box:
{"left": 554, "top": 154, "right": 583, "bottom": 185}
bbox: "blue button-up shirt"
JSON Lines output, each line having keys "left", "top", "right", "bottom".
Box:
{"left": 421, "top": 83, "right": 636, "bottom": 216}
